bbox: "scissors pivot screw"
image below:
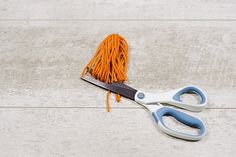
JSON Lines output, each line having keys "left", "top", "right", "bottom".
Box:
{"left": 137, "top": 92, "right": 145, "bottom": 99}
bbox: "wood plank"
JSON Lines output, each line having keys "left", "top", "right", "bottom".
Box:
{"left": 0, "top": 21, "right": 235, "bottom": 108}
{"left": 0, "top": 0, "right": 236, "bottom": 20}
{"left": 0, "top": 108, "right": 235, "bottom": 157}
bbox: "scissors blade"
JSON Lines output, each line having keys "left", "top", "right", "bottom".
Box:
{"left": 81, "top": 76, "right": 137, "bottom": 100}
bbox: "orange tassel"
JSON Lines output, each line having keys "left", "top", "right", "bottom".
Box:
{"left": 82, "top": 34, "right": 128, "bottom": 112}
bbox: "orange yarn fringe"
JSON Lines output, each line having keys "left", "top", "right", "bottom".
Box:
{"left": 82, "top": 34, "right": 128, "bottom": 112}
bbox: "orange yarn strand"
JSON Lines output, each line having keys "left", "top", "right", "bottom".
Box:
{"left": 82, "top": 34, "right": 128, "bottom": 112}
{"left": 106, "top": 91, "right": 111, "bottom": 112}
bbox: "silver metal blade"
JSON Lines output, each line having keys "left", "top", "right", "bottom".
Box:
{"left": 81, "top": 76, "right": 137, "bottom": 100}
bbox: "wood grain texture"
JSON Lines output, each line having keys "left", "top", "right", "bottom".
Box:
{"left": 0, "top": 21, "right": 235, "bottom": 108}
{"left": 0, "top": 0, "right": 235, "bottom": 156}
{"left": 0, "top": 0, "right": 236, "bottom": 20}
{"left": 0, "top": 108, "right": 235, "bottom": 157}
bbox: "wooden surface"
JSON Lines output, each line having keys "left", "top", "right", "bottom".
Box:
{"left": 0, "top": 1, "right": 235, "bottom": 157}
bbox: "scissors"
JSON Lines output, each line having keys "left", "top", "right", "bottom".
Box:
{"left": 81, "top": 76, "right": 207, "bottom": 141}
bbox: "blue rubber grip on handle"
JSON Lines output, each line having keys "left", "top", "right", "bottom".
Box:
{"left": 173, "top": 86, "right": 207, "bottom": 104}
{"left": 152, "top": 107, "right": 206, "bottom": 140}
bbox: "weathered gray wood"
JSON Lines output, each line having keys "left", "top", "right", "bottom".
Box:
{"left": 0, "top": 108, "right": 235, "bottom": 157}
{"left": 0, "top": 0, "right": 236, "bottom": 20}
{"left": 0, "top": 21, "right": 235, "bottom": 108}
{"left": 0, "top": 0, "right": 235, "bottom": 156}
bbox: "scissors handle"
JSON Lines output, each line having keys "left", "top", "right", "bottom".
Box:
{"left": 151, "top": 106, "right": 206, "bottom": 141}
{"left": 135, "top": 85, "right": 207, "bottom": 112}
